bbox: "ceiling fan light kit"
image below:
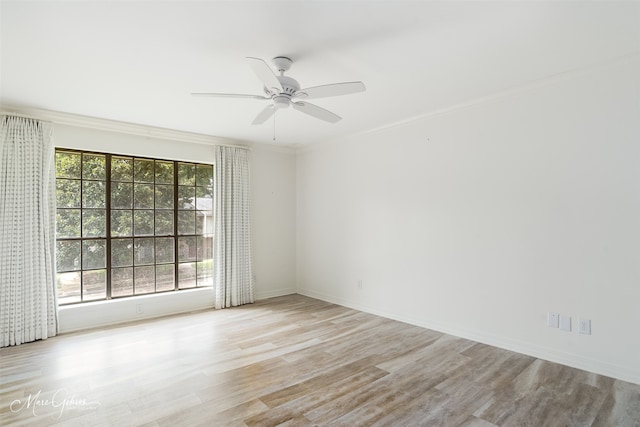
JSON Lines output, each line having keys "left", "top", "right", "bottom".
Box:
{"left": 273, "top": 96, "right": 290, "bottom": 109}
{"left": 192, "top": 56, "right": 366, "bottom": 125}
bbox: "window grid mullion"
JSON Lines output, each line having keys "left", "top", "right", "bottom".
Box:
{"left": 79, "top": 153, "right": 84, "bottom": 302}
{"left": 105, "top": 154, "right": 112, "bottom": 300}
{"left": 153, "top": 160, "right": 157, "bottom": 294}
{"left": 173, "top": 161, "right": 179, "bottom": 291}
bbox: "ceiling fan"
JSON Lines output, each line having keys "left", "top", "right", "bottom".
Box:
{"left": 192, "top": 56, "right": 365, "bottom": 125}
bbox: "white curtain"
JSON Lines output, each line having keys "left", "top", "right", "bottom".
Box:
{"left": 0, "top": 115, "right": 58, "bottom": 347}
{"left": 213, "top": 145, "right": 254, "bottom": 309}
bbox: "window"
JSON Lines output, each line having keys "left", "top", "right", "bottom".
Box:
{"left": 55, "top": 149, "right": 214, "bottom": 305}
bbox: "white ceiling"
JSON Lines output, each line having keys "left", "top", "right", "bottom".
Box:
{"left": 1, "top": 1, "right": 638, "bottom": 148}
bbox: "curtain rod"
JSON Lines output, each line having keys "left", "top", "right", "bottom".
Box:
{"left": 1, "top": 111, "right": 53, "bottom": 125}
{"left": 2, "top": 109, "right": 250, "bottom": 148}
{"left": 215, "top": 142, "right": 252, "bottom": 151}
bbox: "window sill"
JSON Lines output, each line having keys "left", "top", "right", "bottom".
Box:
{"left": 58, "top": 287, "right": 214, "bottom": 333}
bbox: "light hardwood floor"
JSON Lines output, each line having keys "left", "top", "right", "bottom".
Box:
{"left": 1, "top": 294, "right": 639, "bottom": 426}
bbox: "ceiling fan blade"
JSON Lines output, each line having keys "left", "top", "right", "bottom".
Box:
{"left": 294, "top": 81, "right": 365, "bottom": 100}
{"left": 191, "top": 92, "right": 270, "bottom": 100}
{"left": 292, "top": 101, "right": 341, "bottom": 123}
{"left": 246, "top": 57, "right": 283, "bottom": 93}
{"left": 252, "top": 105, "right": 276, "bottom": 125}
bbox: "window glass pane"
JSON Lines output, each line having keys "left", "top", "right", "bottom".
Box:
{"left": 111, "top": 157, "right": 133, "bottom": 182}
{"left": 133, "top": 210, "right": 154, "bottom": 235}
{"left": 197, "top": 260, "right": 213, "bottom": 287}
{"left": 196, "top": 185, "right": 213, "bottom": 200}
{"left": 134, "top": 266, "right": 155, "bottom": 294}
{"left": 195, "top": 193, "right": 212, "bottom": 212}
{"left": 196, "top": 164, "right": 213, "bottom": 186}
{"left": 155, "top": 161, "right": 173, "bottom": 184}
{"left": 112, "top": 267, "right": 133, "bottom": 297}
{"left": 82, "top": 181, "right": 105, "bottom": 208}
{"left": 82, "top": 154, "right": 106, "bottom": 180}
{"left": 178, "top": 163, "right": 195, "bottom": 185}
{"left": 83, "top": 269, "right": 106, "bottom": 301}
{"left": 178, "top": 237, "right": 196, "bottom": 262}
{"left": 178, "top": 211, "right": 195, "bottom": 235}
{"left": 82, "top": 240, "right": 106, "bottom": 269}
{"left": 56, "top": 240, "right": 81, "bottom": 272}
{"left": 134, "top": 183, "right": 154, "bottom": 209}
{"left": 111, "top": 210, "right": 132, "bottom": 237}
{"left": 134, "top": 159, "right": 154, "bottom": 183}
{"left": 111, "top": 182, "right": 133, "bottom": 209}
{"left": 56, "top": 179, "right": 81, "bottom": 208}
{"left": 56, "top": 209, "right": 81, "bottom": 238}
{"left": 134, "top": 237, "right": 155, "bottom": 265}
{"left": 155, "top": 185, "right": 174, "bottom": 209}
{"left": 56, "top": 152, "right": 81, "bottom": 179}
{"left": 178, "top": 186, "right": 195, "bottom": 209}
{"left": 197, "top": 236, "right": 213, "bottom": 261}
{"left": 57, "top": 272, "right": 81, "bottom": 304}
{"left": 178, "top": 263, "right": 196, "bottom": 289}
{"left": 82, "top": 209, "right": 106, "bottom": 237}
{"left": 111, "top": 238, "right": 133, "bottom": 267}
{"left": 156, "top": 237, "right": 174, "bottom": 264}
{"left": 156, "top": 264, "right": 175, "bottom": 292}
{"left": 196, "top": 211, "right": 212, "bottom": 234}
{"left": 155, "top": 211, "right": 173, "bottom": 235}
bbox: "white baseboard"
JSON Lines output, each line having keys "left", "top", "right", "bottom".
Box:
{"left": 255, "top": 287, "right": 297, "bottom": 300}
{"left": 57, "top": 285, "right": 638, "bottom": 384}
{"left": 296, "top": 288, "right": 640, "bottom": 386}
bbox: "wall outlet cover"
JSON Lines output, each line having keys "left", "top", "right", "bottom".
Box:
{"left": 548, "top": 312, "right": 559, "bottom": 328}
{"left": 579, "top": 318, "right": 591, "bottom": 335}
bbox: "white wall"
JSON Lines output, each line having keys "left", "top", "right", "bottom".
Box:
{"left": 296, "top": 56, "right": 640, "bottom": 384}
{"left": 51, "top": 122, "right": 296, "bottom": 332}
{"left": 251, "top": 145, "right": 297, "bottom": 299}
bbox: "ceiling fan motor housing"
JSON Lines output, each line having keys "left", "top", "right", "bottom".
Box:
{"left": 269, "top": 75, "right": 300, "bottom": 108}
{"left": 277, "top": 76, "right": 299, "bottom": 95}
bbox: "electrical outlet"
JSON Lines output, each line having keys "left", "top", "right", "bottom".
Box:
{"left": 547, "top": 312, "right": 559, "bottom": 328}
{"left": 357, "top": 280, "right": 363, "bottom": 290}
{"left": 136, "top": 304, "right": 143, "bottom": 314}
{"left": 579, "top": 318, "right": 591, "bottom": 335}
{"left": 559, "top": 315, "right": 571, "bottom": 332}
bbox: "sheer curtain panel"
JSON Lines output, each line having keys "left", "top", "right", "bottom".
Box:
{"left": 0, "top": 115, "right": 58, "bottom": 347}
{"left": 213, "top": 145, "right": 254, "bottom": 309}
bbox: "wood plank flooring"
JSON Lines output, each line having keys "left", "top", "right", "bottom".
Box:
{"left": 1, "top": 294, "right": 639, "bottom": 426}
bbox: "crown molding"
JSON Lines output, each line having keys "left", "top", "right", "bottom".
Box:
{"left": 0, "top": 105, "right": 240, "bottom": 147}
{"left": 297, "top": 51, "right": 640, "bottom": 155}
